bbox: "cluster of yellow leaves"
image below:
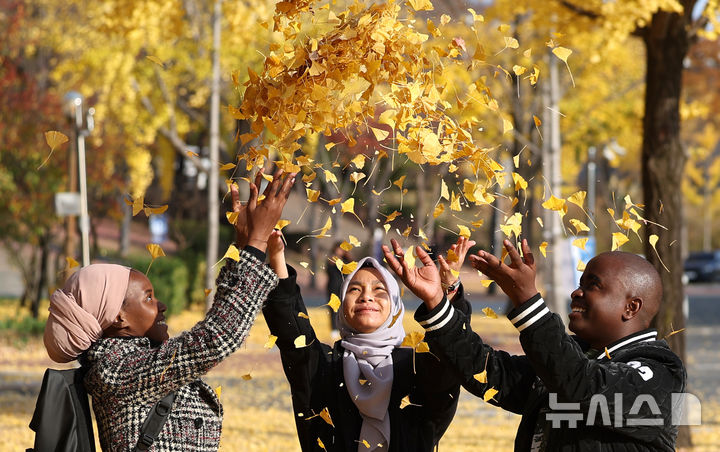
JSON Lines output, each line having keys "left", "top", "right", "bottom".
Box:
{"left": 235, "top": 0, "right": 514, "bottom": 190}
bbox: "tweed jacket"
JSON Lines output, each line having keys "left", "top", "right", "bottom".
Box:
{"left": 81, "top": 250, "right": 278, "bottom": 452}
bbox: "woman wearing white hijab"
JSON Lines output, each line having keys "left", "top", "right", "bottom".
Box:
{"left": 263, "top": 234, "right": 475, "bottom": 452}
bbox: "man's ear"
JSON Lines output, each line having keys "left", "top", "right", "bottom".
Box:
{"left": 623, "top": 297, "right": 642, "bottom": 321}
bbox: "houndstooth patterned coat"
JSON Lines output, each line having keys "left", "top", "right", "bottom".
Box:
{"left": 81, "top": 250, "right": 278, "bottom": 451}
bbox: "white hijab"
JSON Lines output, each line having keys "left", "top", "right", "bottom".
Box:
{"left": 337, "top": 257, "right": 405, "bottom": 452}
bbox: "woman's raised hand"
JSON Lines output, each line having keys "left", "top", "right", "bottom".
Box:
{"left": 231, "top": 168, "right": 296, "bottom": 253}
{"left": 382, "top": 239, "right": 444, "bottom": 310}
{"left": 437, "top": 236, "right": 476, "bottom": 289}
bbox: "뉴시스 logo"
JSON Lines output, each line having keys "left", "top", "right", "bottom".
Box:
{"left": 545, "top": 392, "right": 702, "bottom": 428}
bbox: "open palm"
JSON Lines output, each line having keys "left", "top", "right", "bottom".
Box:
{"left": 382, "top": 239, "right": 444, "bottom": 309}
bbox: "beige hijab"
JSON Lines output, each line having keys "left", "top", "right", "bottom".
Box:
{"left": 44, "top": 264, "right": 130, "bottom": 363}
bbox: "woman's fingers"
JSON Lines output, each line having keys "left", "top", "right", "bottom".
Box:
{"left": 280, "top": 172, "right": 297, "bottom": 199}
{"left": 438, "top": 255, "right": 450, "bottom": 272}
{"left": 247, "top": 181, "right": 259, "bottom": 213}
{"left": 382, "top": 245, "right": 404, "bottom": 277}
{"left": 415, "top": 246, "right": 434, "bottom": 267}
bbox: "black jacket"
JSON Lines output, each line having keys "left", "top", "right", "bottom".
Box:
{"left": 415, "top": 293, "right": 686, "bottom": 452}
{"left": 263, "top": 265, "right": 463, "bottom": 452}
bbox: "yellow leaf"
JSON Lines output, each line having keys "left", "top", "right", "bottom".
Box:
{"left": 504, "top": 36, "right": 519, "bottom": 49}
{"left": 433, "top": 203, "right": 445, "bottom": 218}
{"left": 384, "top": 224, "right": 391, "bottom": 233}
{"left": 294, "top": 335, "right": 307, "bottom": 348}
{"left": 65, "top": 256, "right": 79, "bottom": 269}
{"left": 204, "top": 288, "right": 212, "bottom": 297}
{"left": 360, "top": 439, "right": 370, "bottom": 449}
{"left": 512, "top": 172, "right": 528, "bottom": 191}
{"left": 552, "top": 46, "right": 572, "bottom": 63}
{"left": 403, "top": 246, "right": 416, "bottom": 268}
{"left": 385, "top": 210, "right": 402, "bottom": 223}
{"left": 327, "top": 293, "right": 341, "bottom": 312}
{"left": 132, "top": 196, "right": 144, "bottom": 216}
{"left": 482, "top": 307, "right": 498, "bottom": 319}
{"left": 450, "top": 192, "right": 462, "bottom": 211}
{"left": 539, "top": 242, "right": 548, "bottom": 257}
{"left": 440, "top": 179, "right": 449, "bottom": 200}
{"left": 215, "top": 385, "right": 222, "bottom": 399}
{"left": 402, "top": 331, "right": 425, "bottom": 348}
{"left": 567, "top": 191, "right": 586, "bottom": 208}
{"left": 483, "top": 387, "right": 499, "bottom": 402}
{"left": 340, "top": 241, "right": 353, "bottom": 251}
{"left": 416, "top": 342, "right": 430, "bottom": 353}
{"left": 577, "top": 260, "right": 586, "bottom": 272}
{"left": 388, "top": 310, "right": 403, "bottom": 328}
{"left": 306, "top": 188, "right": 320, "bottom": 203}
{"left": 298, "top": 312, "right": 310, "bottom": 319}
{"left": 399, "top": 395, "right": 415, "bottom": 409}
{"left": 350, "top": 172, "right": 366, "bottom": 184}
{"left": 349, "top": 235, "right": 361, "bottom": 247}
{"left": 468, "top": 8, "right": 484, "bottom": 22}
{"left": 223, "top": 244, "right": 240, "bottom": 261}
{"left": 324, "top": 170, "right": 337, "bottom": 183}
{"left": 604, "top": 347, "right": 611, "bottom": 359}
{"left": 341, "top": 198, "right": 355, "bottom": 213}
{"left": 242, "top": 373, "right": 252, "bottom": 381}
{"left": 407, "top": 0, "right": 434, "bottom": 11}
{"left": 458, "top": 225, "right": 471, "bottom": 238}
{"left": 446, "top": 249, "right": 459, "bottom": 263}
{"left": 611, "top": 232, "right": 629, "bottom": 251}
{"left": 502, "top": 118, "right": 514, "bottom": 135}
{"left": 570, "top": 219, "right": 590, "bottom": 233}
{"left": 317, "top": 438, "right": 327, "bottom": 451}
{"left": 44, "top": 130, "right": 69, "bottom": 150}
{"left": 542, "top": 195, "right": 566, "bottom": 211}
{"left": 219, "top": 163, "right": 236, "bottom": 171}
{"left": 536, "top": 217, "right": 544, "bottom": 228}
{"left": 533, "top": 115, "right": 542, "bottom": 127}
{"left": 318, "top": 407, "right": 334, "bottom": 427}
{"left": 146, "top": 55, "right": 164, "bottom": 67}
{"left": 480, "top": 279, "right": 493, "bottom": 288}
{"left": 275, "top": 219, "right": 291, "bottom": 230}
{"left": 261, "top": 173, "right": 274, "bottom": 182}
{"left": 186, "top": 150, "right": 199, "bottom": 158}
{"left": 351, "top": 154, "right": 366, "bottom": 169}
{"left": 316, "top": 217, "right": 332, "bottom": 237}
{"left": 402, "top": 226, "right": 412, "bottom": 237}
{"left": 371, "top": 127, "right": 390, "bottom": 141}
{"left": 226, "top": 211, "right": 239, "bottom": 225}
{"left": 471, "top": 220, "right": 484, "bottom": 228}
{"left": 264, "top": 335, "right": 278, "bottom": 349}
{"left": 473, "top": 370, "right": 487, "bottom": 383}
{"left": 146, "top": 243, "right": 166, "bottom": 259}
{"left": 393, "top": 176, "right": 406, "bottom": 190}
{"left": 342, "top": 261, "right": 358, "bottom": 275}
{"left": 572, "top": 237, "right": 589, "bottom": 250}
{"left": 149, "top": 205, "right": 168, "bottom": 215}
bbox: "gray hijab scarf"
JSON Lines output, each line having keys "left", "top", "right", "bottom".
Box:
{"left": 337, "top": 257, "right": 405, "bottom": 452}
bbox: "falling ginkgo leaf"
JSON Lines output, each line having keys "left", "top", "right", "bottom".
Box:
{"left": 649, "top": 234, "right": 670, "bottom": 272}
{"left": 223, "top": 244, "right": 241, "bottom": 262}
{"left": 611, "top": 232, "right": 629, "bottom": 251}
{"left": 241, "top": 373, "right": 252, "bottom": 381}
{"left": 298, "top": 312, "right": 310, "bottom": 319}
{"left": 265, "top": 334, "right": 278, "bottom": 349}
{"left": 294, "top": 335, "right": 307, "bottom": 348}
{"left": 483, "top": 387, "right": 499, "bottom": 402}
{"left": 65, "top": 256, "right": 79, "bottom": 269}
{"left": 482, "top": 307, "right": 498, "bottom": 319}
{"left": 39, "top": 131, "right": 69, "bottom": 169}
{"left": 399, "top": 395, "right": 421, "bottom": 409}
{"left": 552, "top": 46, "right": 575, "bottom": 87}
{"left": 539, "top": 242, "right": 548, "bottom": 257}
{"left": 145, "top": 244, "right": 165, "bottom": 274}
{"left": 327, "top": 294, "right": 341, "bottom": 312}
{"left": 604, "top": 347, "right": 611, "bottom": 359}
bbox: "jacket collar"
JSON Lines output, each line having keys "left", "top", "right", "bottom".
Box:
{"left": 595, "top": 328, "right": 658, "bottom": 360}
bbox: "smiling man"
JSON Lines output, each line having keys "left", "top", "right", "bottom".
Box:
{"left": 414, "top": 239, "right": 686, "bottom": 452}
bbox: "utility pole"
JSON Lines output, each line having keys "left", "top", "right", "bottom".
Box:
{"left": 205, "top": 0, "right": 222, "bottom": 311}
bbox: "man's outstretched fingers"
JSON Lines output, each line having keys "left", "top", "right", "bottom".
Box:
{"left": 280, "top": 173, "right": 297, "bottom": 198}
{"left": 521, "top": 239, "right": 535, "bottom": 266}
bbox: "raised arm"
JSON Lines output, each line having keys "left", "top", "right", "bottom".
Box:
{"left": 87, "top": 168, "right": 296, "bottom": 401}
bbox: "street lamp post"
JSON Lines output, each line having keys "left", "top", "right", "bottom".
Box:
{"left": 63, "top": 92, "right": 94, "bottom": 267}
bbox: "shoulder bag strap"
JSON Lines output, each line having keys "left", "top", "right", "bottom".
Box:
{"left": 133, "top": 391, "right": 177, "bottom": 451}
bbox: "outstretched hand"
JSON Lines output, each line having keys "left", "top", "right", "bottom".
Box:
{"left": 469, "top": 239, "right": 538, "bottom": 307}
{"left": 437, "top": 236, "right": 476, "bottom": 288}
{"left": 231, "top": 168, "right": 296, "bottom": 253}
{"left": 382, "top": 239, "right": 444, "bottom": 310}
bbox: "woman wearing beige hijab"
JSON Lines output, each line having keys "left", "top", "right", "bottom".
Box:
{"left": 43, "top": 170, "right": 295, "bottom": 451}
